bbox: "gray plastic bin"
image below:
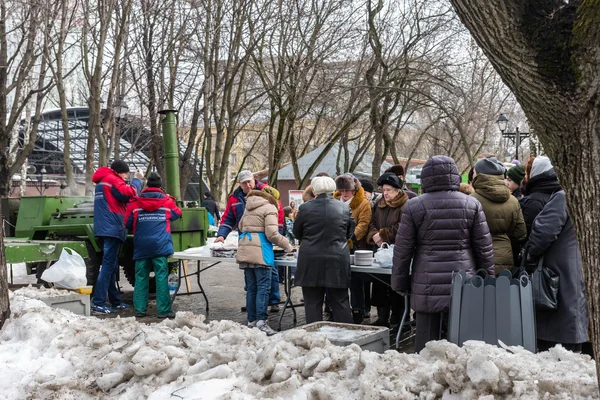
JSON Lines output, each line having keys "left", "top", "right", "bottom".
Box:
{"left": 301, "top": 321, "right": 390, "bottom": 353}
{"left": 40, "top": 293, "right": 90, "bottom": 316}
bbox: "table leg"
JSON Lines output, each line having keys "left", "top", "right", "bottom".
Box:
{"left": 288, "top": 267, "right": 297, "bottom": 322}
{"left": 197, "top": 260, "right": 209, "bottom": 312}
{"left": 396, "top": 294, "right": 410, "bottom": 349}
{"left": 277, "top": 266, "right": 296, "bottom": 331}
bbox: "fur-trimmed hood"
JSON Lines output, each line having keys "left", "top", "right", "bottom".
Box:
{"left": 333, "top": 186, "right": 366, "bottom": 210}
{"left": 245, "top": 190, "right": 279, "bottom": 210}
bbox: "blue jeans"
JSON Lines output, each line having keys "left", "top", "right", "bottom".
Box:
{"left": 245, "top": 267, "right": 271, "bottom": 322}
{"left": 269, "top": 266, "right": 280, "bottom": 305}
{"left": 92, "top": 237, "right": 122, "bottom": 307}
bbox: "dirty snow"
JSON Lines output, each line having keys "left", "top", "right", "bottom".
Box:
{"left": 0, "top": 286, "right": 598, "bottom": 399}
{"left": 314, "top": 326, "right": 378, "bottom": 342}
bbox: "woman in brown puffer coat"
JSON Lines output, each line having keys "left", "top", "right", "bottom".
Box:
{"left": 237, "top": 187, "right": 291, "bottom": 335}
{"left": 366, "top": 172, "right": 409, "bottom": 327}
{"left": 333, "top": 174, "right": 372, "bottom": 250}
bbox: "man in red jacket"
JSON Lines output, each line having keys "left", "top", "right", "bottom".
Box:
{"left": 125, "top": 172, "right": 182, "bottom": 318}
{"left": 91, "top": 160, "right": 143, "bottom": 314}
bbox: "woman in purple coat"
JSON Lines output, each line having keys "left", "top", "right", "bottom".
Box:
{"left": 392, "top": 156, "right": 494, "bottom": 352}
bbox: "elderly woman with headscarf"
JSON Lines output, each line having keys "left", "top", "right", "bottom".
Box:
{"left": 293, "top": 176, "right": 356, "bottom": 323}
{"left": 366, "top": 172, "right": 409, "bottom": 327}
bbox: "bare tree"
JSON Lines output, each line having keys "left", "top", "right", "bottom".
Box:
{"left": 365, "top": 0, "right": 457, "bottom": 181}
{"left": 250, "top": 0, "right": 364, "bottom": 187}
{"left": 0, "top": 0, "right": 56, "bottom": 197}
{"left": 197, "top": 0, "right": 266, "bottom": 201}
{"left": 0, "top": 0, "right": 60, "bottom": 331}
{"left": 81, "top": 0, "right": 118, "bottom": 194}
{"left": 46, "top": 0, "right": 82, "bottom": 193}
{"left": 422, "top": 44, "right": 511, "bottom": 170}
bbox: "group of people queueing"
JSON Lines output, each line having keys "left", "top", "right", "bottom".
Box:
{"left": 231, "top": 154, "right": 589, "bottom": 353}
{"left": 90, "top": 152, "right": 589, "bottom": 354}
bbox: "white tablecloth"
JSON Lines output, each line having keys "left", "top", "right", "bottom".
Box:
{"left": 171, "top": 252, "right": 392, "bottom": 275}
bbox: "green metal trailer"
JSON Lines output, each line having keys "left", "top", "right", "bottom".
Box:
{"left": 4, "top": 109, "right": 209, "bottom": 289}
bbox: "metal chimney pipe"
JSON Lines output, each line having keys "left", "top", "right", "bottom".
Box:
{"left": 158, "top": 109, "right": 181, "bottom": 201}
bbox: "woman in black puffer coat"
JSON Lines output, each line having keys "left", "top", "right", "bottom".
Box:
{"left": 520, "top": 156, "right": 562, "bottom": 234}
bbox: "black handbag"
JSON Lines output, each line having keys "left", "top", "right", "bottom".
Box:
{"left": 531, "top": 256, "right": 559, "bottom": 311}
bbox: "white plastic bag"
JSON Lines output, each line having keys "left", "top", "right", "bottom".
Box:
{"left": 374, "top": 243, "right": 394, "bottom": 269}
{"left": 40, "top": 248, "right": 87, "bottom": 289}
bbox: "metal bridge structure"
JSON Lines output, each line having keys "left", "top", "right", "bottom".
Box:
{"left": 18, "top": 107, "right": 207, "bottom": 200}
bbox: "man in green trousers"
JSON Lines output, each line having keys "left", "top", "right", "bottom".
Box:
{"left": 125, "top": 172, "right": 182, "bottom": 318}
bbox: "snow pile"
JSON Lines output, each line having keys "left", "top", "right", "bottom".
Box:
{"left": 314, "top": 326, "right": 377, "bottom": 342}
{"left": 12, "top": 285, "right": 77, "bottom": 299}
{"left": 1, "top": 287, "right": 598, "bottom": 399}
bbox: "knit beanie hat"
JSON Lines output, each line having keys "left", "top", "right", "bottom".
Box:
{"left": 261, "top": 186, "right": 280, "bottom": 201}
{"left": 335, "top": 174, "right": 361, "bottom": 191}
{"left": 359, "top": 179, "right": 374, "bottom": 193}
{"left": 376, "top": 172, "right": 402, "bottom": 189}
{"left": 110, "top": 160, "right": 129, "bottom": 174}
{"left": 146, "top": 172, "right": 162, "bottom": 188}
{"left": 474, "top": 157, "right": 505, "bottom": 176}
{"left": 506, "top": 164, "right": 526, "bottom": 185}
{"left": 385, "top": 164, "right": 405, "bottom": 178}
{"left": 311, "top": 176, "right": 336, "bottom": 195}
{"left": 530, "top": 156, "right": 553, "bottom": 178}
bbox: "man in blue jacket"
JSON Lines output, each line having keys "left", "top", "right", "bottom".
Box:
{"left": 92, "top": 160, "right": 143, "bottom": 313}
{"left": 125, "top": 172, "right": 182, "bottom": 318}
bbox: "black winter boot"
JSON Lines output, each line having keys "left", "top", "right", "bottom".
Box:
{"left": 352, "top": 309, "right": 364, "bottom": 324}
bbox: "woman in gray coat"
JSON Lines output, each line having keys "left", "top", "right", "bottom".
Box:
{"left": 527, "top": 190, "right": 588, "bottom": 352}
{"left": 293, "top": 176, "right": 356, "bottom": 324}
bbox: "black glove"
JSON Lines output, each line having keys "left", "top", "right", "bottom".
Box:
{"left": 525, "top": 252, "right": 538, "bottom": 274}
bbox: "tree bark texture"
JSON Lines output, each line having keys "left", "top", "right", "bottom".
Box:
{"left": 450, "top": 0, "right": 600, "bottom": 384}
{"left": 0, "top": 201, "right": 10, "bottom": 329}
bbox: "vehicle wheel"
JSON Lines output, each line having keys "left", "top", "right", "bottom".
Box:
{"left": 85, "top": 241, "right": 102, "bottom": 287}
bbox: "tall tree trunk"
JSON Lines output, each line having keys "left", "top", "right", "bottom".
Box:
{"left": 0, "top": 202, "right": 10, "bottom": 329}
{"left": 450, "top": 0, "right": 600, "bottom": 384}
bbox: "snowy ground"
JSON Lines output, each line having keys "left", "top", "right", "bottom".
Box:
{"left": 1, "top": 287, "right": 598, "bottom": 400}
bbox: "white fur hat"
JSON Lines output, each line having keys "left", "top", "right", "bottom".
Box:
{"left": 311, "top": 176, "right": 336, "bottom": 195}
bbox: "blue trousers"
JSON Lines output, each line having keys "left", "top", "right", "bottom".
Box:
{"left": 269, "top": 266, "right": 281, "bottom": 305}
{"left": 245, "top": 267, "right": 271, "bottom": 322}
{"left": 92, "top": 237, "right": 123, "bottom": 307}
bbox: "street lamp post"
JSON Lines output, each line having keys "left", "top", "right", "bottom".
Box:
{"left": 496, "top": 114, "right": 530, "bottom": 161}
